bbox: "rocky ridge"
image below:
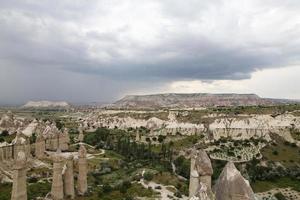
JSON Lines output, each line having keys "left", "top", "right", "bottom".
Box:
{"left": 112, "top": 93, "right": 293, "bottom": 109}
{"left": 22, "top": 101, "right": 70, "bottom": 108}
{"left": 78, "top": 112, "right": 300, "bottom": 145}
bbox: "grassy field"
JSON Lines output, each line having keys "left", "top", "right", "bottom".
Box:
{"left": 172, "top": 135, "right": 203, "bottom": 150}
{"left": 0, "top": 182, "right": 51, "bottom": 200}
{"left": 252, "top": 177, "right": 300, "bottom": 193}
{"left": 110, "top": 111, "right": 169, "bottom": 121}
{"left": 152, "top": 172, "right": 189, "bottom": 195}
{"left": 261, "top": 139, "right": 300, "bottom": 167}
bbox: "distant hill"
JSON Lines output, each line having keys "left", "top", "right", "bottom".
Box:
{"left": 111, "top": 93, "right": 297, "bottom": 109}
{"left": 22, "top": 101, "right": 70, "bottom": 108}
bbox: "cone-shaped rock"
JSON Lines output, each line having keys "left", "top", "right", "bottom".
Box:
{"left": 214, "top": 162, "right": 255, "bottom": 200}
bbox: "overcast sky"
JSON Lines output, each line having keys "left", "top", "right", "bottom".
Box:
{"left": 0, "top": 0, "right": 300, "bottom": 104}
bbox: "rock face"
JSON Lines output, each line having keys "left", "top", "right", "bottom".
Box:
{"left": 189, "top": 149, "right": 213, "bottom": 198}
{"left": 11, "top": 151, "right": 27, "bottom": 200}
{"left": 213, "top": 162, "right": 255, "bottom": 200}
{"left": 112, "top": 93, "right": 283, "bottom": 109}
{"left": 209, "top": 114, "right": 299, "bottom": 143}
{"left": 77, "top": 144, "right": 88, "bottom": 195}
{"left": 83, "top": 113, "right": 300, "bottom": 144}
{"left": 22, "top": 101, "right": 70, "bottom": 108}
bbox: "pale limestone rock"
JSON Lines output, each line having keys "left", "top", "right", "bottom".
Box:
{"left": 11, "top": 151, "right": 27, "bottom": 200}
{"left": 64, "top": 155, "right": 75, "bottom": 199}
{"left": 59, "top": 128, "right": 70, "bottom": 151}
{"left": 35, "top": 133, "right": 45, "bottom": 159}
{"left": 189, "top": 149, "right": 213, "bottom": 198}
{"left": 77, "top": 144, "right": 88, "bottom": 195}
{"left": 189, "top": 182, "right": 212, "bottom": 200}
{"left": 78, "top": 125, "right": 84, "bottom": 142}
{"left": 12, "top": 130, "right": 30, "bottom": 160}
{"left": 135, "top": 130, "right": 140, "bottom": 141}
{"left": 51, "top": 149, "right": 64, "bottom": 200}
{"left": 214, "top": 162, "right": 255, "bottom": 200}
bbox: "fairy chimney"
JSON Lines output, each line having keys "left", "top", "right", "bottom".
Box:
{"left": 51, "top": 149, "right": 64, "bottom": 200}
{"left": 77, "top": 144, "right": 88, "bottom": 195}
{"left": 64, "top": 155, "right": 75, "bottom": 199}
{"left": 189, "top": 149, "right": 213, "bottom": 197}
{"left": 213, "top": 162, "right": 255, "bottom": 200}
{"left": 11, "top": 151, "right": 27, "bottom": 200}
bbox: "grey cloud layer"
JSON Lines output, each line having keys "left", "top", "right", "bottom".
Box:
{"left": 0, "top": 0, "right": 300, "bottom": 103}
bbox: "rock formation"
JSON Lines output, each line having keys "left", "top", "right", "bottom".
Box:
{"left": 213, "top": 162, "right": 255, "bottom": 200}
{"left": 63, "top": 155, "right": 75, "bottom": 199}
{"left": 59, "top": 128, "right": 70, "bottom": 151}
{"left": 11, "top": 151, "right": 27, "bottom": 200}
{"left": 190, "top": 182, "right": 211, "bottom": 200}
{"left": 77, "top": 144, "right": 88, "bottom": 195}
{"left": 35, "top": 133, "right": 45, "bottom": 159}
{"left": 189, "top": 149, "right": 213, "bottom": 198}
{"left": 51, "top": 149, "right": 64, "bottom": 200}
{"left": 78, "top": 125, "right": 84, "bottom": 142}
{"left": 135, "top": 130, "right": 140, "bottom": 141}
{"left": 12, "top": 130, "right": 30, "bottom": 159}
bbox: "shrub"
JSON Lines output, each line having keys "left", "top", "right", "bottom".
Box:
{"left": 144, "top": 172, "right": 154, "bottom": 181}
{"left": 274, "top": 192, "right": 287, "bottom": 200}
{"left": 155, "top": 186, "right": 162, "bottom": 190}
{"left": 174, "top": 191, "right": 182, "bottom": 198}
{"left": 272, "top": 150, "right": 279, "bottom": 155}
{"left": 102, "top": 184, "right": 112, "bottom": 193}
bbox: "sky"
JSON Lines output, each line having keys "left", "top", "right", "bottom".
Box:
{"left": 0, "top": 0, "right": 300, "bottom": 104}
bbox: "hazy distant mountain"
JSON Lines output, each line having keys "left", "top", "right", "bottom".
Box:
{"left": 22, "top": 101, "right": 70, "bottom": 108}
{"left": 111, "top": 93, "right": 296, "bottom": 109}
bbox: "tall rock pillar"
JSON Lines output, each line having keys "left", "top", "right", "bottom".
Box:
{"left": 51, "top": 149, "right": 64, "bottom": 200}
{"left": 64, "top": 155, "right": 75, "bottom": 199}
{"left": 77, "top": 144, "right": 88, "bottom": 195}
{"left": 78, "top": 125, "right": 84, "bottom": 142}
{"left": 189, "top": 149, "right": 213, "bottom": 198}
{"left": 189, "top": 151, "right": 199, "bottom": 197}
{"left": 35, "top": 134, "right": 45, "bottom": 159}
{"left": 11, "top": 151, "right": 27, "bottom": 200}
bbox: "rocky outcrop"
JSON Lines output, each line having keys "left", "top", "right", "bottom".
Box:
{"left": 0, "top": 111, "right": 26, "bottom": 133}
{"left": 79, "top": 112, "right": 300, "bottom": 144}
{"left": 213, "top": 162, "right": 255, "bottom": 200}
{"left": 209, "top": 114, "right": 299, "bottom": 142}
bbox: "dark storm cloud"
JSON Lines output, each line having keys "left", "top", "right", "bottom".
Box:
{"left": 0, "top": 0, "right": 300, "bottom": 103}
